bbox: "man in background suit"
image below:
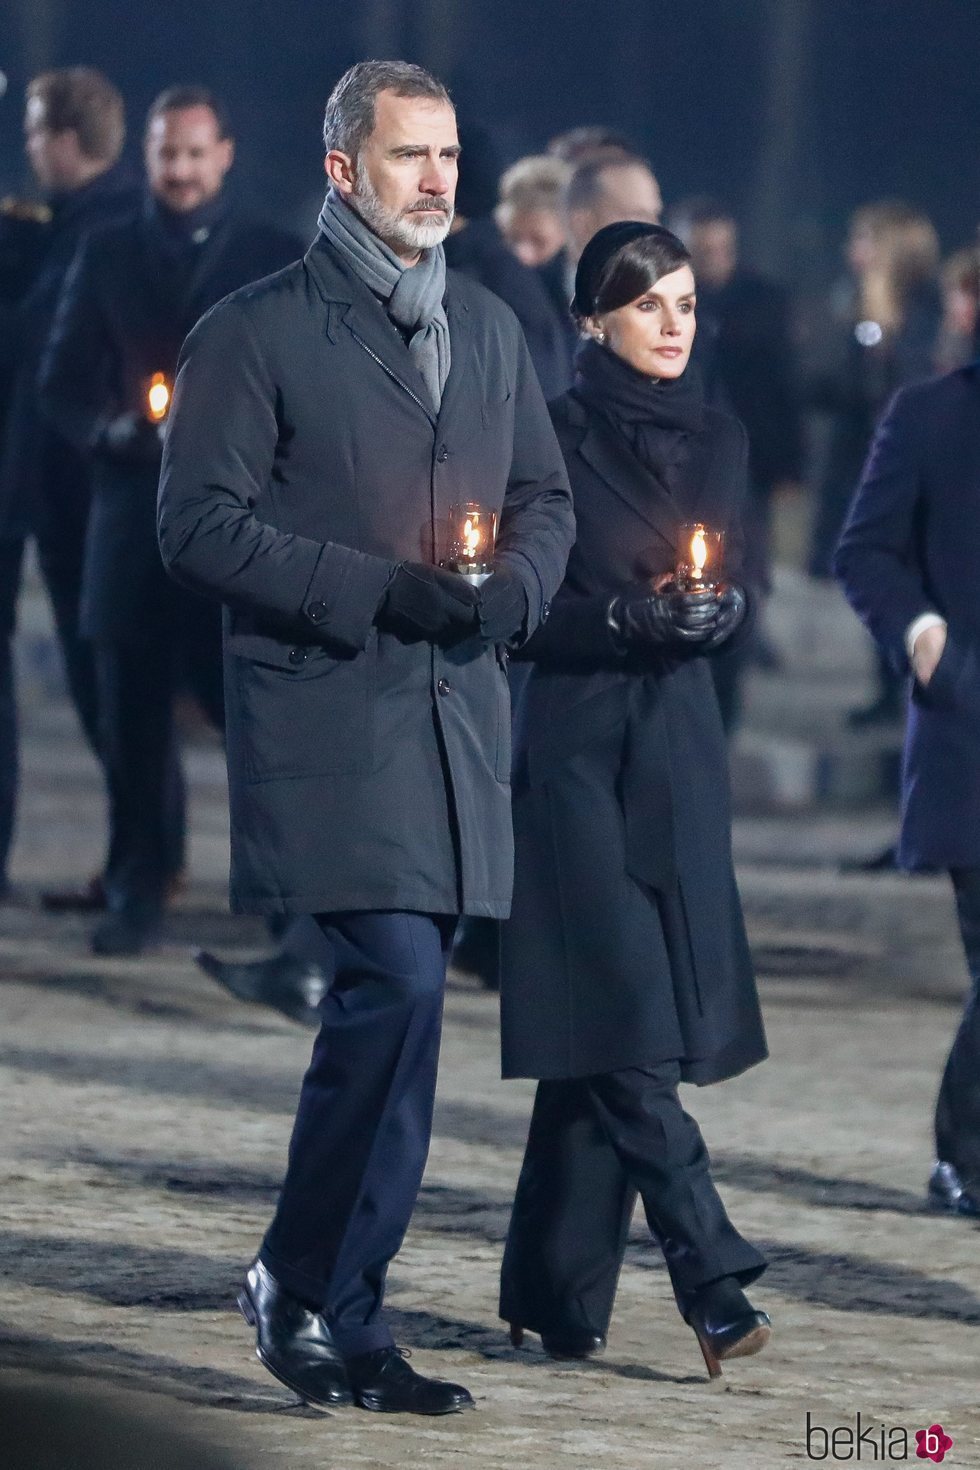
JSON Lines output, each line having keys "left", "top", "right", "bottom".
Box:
{"left": 836, "top": 363, "right": 980, "bottom": 1215}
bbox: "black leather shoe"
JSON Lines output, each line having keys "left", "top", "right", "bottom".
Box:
{"left": 684, "top": 1276, "right": 771, "bottom": 1380}
{"left": 345, "top": 1347, "right": 474, "bottom": 1415}
{"left": 195, "top": 950, "right": 329, "bottom": 1026}
{"left": 508, "top": 1322, "right": 606, "bottom": 1359}
{"left": 928, "top": 1161, "right": 980, "bottom": 1218}
{"left": 238, "top": 1260, "right": 351, "bottom": 1407}
{"left": 91, "top": 903, "right": 161, "bottom": 956}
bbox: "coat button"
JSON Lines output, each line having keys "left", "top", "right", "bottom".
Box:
{"left": 437, "top": 677, "right": 451, "bottom": 695}
{"left": 436, "top": 445, "right": 449, "bottom": 462}
{"left": 288, "top": 647, "right": 308, "bottom": 666}
{"left": 306, "top": 600, "right": 328, "bottom": 622}
{"left": 541, "top": 600, "right": 552, "bottom": 622}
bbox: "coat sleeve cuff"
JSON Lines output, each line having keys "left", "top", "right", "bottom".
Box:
{"left": 301, "top": 544, "right": 398, "bottom": 652}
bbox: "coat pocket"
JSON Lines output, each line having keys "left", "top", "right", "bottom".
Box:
{"left": 230, "top": 636, "right": 373, "bottom": 782}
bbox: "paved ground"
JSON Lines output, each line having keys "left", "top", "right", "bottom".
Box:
{"left": 2, "top": 640, "right": 978, "bottom": 1467}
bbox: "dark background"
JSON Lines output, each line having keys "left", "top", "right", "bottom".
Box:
{"left": 1, "top": 0, "right": 978, "bottom": 284}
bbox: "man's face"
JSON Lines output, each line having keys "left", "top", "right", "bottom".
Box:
{"left": 569, "top": 161, "right": 663, "bottom": 259}
{"left": 328, "top": 90, "right": 459, "bottom": 260}
{"left": 689, "top": 219, "right": 737, "bottom": 289}
{"left": 145, "top": 105, "right": 234, "bottom": 213}
{"left": 499, "top": 205, "right": 565, "bottom": 268}
{"left": 24, "top": 95, "right": 86, "bottom": 193}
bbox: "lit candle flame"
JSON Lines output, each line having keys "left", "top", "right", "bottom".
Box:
{"left": 148, "top": 372, "right": 170, "bottom": 422}
{"left": 690, "top": 526, "right": 707, "bottom": 581}
{"left": 463, "top": 517, "right": 482, "bottom": 561}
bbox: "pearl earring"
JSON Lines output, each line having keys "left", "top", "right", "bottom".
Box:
{"left": 595, "top": 330, "right": 606, "bottom": 344}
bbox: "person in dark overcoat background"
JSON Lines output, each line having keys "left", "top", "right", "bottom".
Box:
{"left": 835, "top": 364, "right": 980, "bottom": 1218}
{"left": 0, "top": 68, "right": 137, "bottom": 903}
{"left": 158, "top": 62, "right": 574, "bottom": 1415}
{"left": 499, "top": 222, "right": 770, "bottom": 1380}
{"left": 40, "top": 85, "right": 300, "bottom": 954}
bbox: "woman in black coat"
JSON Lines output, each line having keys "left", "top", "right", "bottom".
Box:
{"left": 499, "top": 222, "right": 770, "bottom": 1379}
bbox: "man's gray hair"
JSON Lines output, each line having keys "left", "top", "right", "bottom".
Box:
{"left": 323, "top": 60, "right": 452, "bottom": 156}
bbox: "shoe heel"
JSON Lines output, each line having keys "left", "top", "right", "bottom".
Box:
{"left": 237, "top": 1291, "right": 257, "bottom": 1327}
{"left": 508, "top": 1323, "right": 524, "bottom": 1348}
{"left": 694, "top": 1331, "right": 723, "bottom": 1382}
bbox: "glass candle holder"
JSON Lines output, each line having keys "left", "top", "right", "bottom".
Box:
{"left": 675, "top": 522, "right": 724, "bottom": 592}
{"left": 442, "top": 502, "right": 497, "bottom": 585}
{"left": 146, "top": 371, "right": 172, "bottom": 424}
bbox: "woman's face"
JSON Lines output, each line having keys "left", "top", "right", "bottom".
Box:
{"left": 593, "top": 264, "right": 697, "bottom": 379}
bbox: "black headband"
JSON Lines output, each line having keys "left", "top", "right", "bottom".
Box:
{"left": 572, "top": 220, "right": 665, "bottom": 317}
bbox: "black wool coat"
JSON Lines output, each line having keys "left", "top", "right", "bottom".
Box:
{"left": 500, "top": 389, "right": 768, "bottom": 1083}
{"left": 157, "top": 235, "right": 575, "bottom": 919}
{"left": 39, "top": 203, "right": 301, "bottom": 640}
{"left": 835, "top": 366, "right": 980, "bottom": 871}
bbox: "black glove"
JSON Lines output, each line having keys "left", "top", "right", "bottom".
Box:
{"left": 608, "top": 584, "right": 720, "bottom": 651}
{"left": 477, "top": 565, "right": 528, "bottom": 643}
{"left": 95, "top": 411, "right": 163, "bottom": 464}
{"left": 702, "top": 583, "right": 747, "bottom": 650}
{"left": 377, "top": 562, "right": 480, "bottom": 643}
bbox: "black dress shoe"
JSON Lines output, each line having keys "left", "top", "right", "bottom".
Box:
{"left": 928, "top": 1161, "right": 980, "bottom": 1217}
{"left": 238, "top": 1260, "right": 351, "bottom": 1407}
{"left": 195, "top": 950, "right": 329, "bottom": 1026}
{"left": 91, "top": 903, "right": 161, "bottom": 956}
{"left": 684, "top": 1276, "right": 771, "bottom": 1380}
{"left": 345, "top": 1347, "right": 474, "bottom": 1415}
{"left": 41, "top": 874, "right": 108, "bottom": 913}
{"left": 508, "top": 1322, "right": 606, "bottom": 1359}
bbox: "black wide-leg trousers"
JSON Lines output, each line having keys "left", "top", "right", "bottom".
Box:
{"left": 935, "top": 868, "right": 980, "bottom": 1188}
{"left": 500, "top": 1061, "right": 766, "bottom": 1338}
{"left": 260, "top": 910, "right": 455, "bottom": 1358}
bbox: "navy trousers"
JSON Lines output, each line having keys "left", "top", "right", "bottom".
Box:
{"left": 935, "top": 868, "right": 980, "bottom": 1187}
{"left": 500, "top": 1061, "right": 766, "bottom": 1337}
{"left": 260, "top": 910, "right": 455, "bottom": 1357}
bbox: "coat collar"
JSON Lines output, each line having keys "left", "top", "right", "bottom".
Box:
{"left": 305, "top": 233, "right": 472, "bottom": 433}
{"left": 563, "top": 392, "right": 687, "bottom": 553}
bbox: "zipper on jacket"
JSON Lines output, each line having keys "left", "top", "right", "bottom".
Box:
{"left": 349, "top": 329, "right": 435, "bottom": 425}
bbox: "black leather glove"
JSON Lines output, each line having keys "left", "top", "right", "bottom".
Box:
{"left": 608, "top": 584, "right": 720, "bottom": 651}
{"left": 95, "top": 411, "right": 163, "bottom": 464}
{"left": 477, "top": 565, "right": 528, "bottom": 643}
{"left": 377, "top": 562, "right": 480, "bottom": 643}
{"left": 702, "top": 583, "right": 747, "bottom": 650}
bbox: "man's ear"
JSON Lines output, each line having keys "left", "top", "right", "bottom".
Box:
{"left": 325, "top": 149, "right": 355, "bottom": 196}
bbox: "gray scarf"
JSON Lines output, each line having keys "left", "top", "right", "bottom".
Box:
{"left": 318, "top": 188, "right": 450, "bottom": 412}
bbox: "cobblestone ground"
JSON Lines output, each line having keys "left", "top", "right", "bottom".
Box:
{"left": 2, "top": 693, "right": 978, "bottom": 1469}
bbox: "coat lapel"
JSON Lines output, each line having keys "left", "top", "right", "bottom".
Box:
{"left": 433, "top": 290, "right": 474, "bottom": 441}
{"left": 576, "top": 414, "right": 682, "bottom": 553}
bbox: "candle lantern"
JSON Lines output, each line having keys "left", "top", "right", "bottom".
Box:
{"left": 674, "top": 522, "right": 724, "bottom": 593}
{"left": 146, "top": 372, "right": 171, "bottom": 424}
{"left": 442, "top": 502, "right": 497, "bottom": 585}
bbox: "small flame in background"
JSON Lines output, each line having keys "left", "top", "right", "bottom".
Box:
{"left": 148, "top": 373, "right": 171, "bottom": 422}
{"left": 690, "top": 525, "right": 708, "bottom": 580}
{"left": 463, "top": 517, "right": 483, "bottom": 561}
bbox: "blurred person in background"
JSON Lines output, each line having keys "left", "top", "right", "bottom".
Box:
{"left": 499, "top": 222, "right": 769, "bottom": 1379}
{"left": 933, "top": 246, "right": 980, "bottom": 374}
{"left": 39, "top": 85, "right": 300, "bottom": 955}
{"left": 444, "top": 123, "right": 569, "bottom": 399}
{"left": 546, "top": 125, "right": 638, "bottom": 166}
{"left": 0, "top": 68, "right": 136, "bottom": 905}
{"left": 496, "top": 154, "right": 569, "bottom": 269}
{"left": 807, "top": 201, "right": 940, "bottom": 727}
{"left": 673, "top": 196, "right": 804, "bottom": 728}
{"left": 835, "top": 358, "right": 980, "bottom": 1219}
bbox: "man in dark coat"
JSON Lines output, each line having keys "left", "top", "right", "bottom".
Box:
{"left": 0, "top": 68, "right": 137, "bottom": 901}
{"left": 157, "top": 61, "right": 573, "bottom": 1414}
{"left": 40, "top": 86, "right": 301, "bottom": 954}
{"left": 835, "top": 364, "right": 980, "bottom": 1216}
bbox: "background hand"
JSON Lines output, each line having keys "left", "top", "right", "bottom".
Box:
{"left": 912, "top": 622, "right": 947, "bottom": 686}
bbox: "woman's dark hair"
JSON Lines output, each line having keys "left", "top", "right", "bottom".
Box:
{"left": 573, "top": 221, "right": 691, "bottom": 321}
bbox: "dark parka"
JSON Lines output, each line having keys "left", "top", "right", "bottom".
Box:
{"left": 500, "top": 389, "right": 767, "bottom": 1083}
{"left": 157, "top": 235, "right": 574, "bottom": 919}
{"left": 39, "top": 204, "right": 301, "bottom": 640}
{"left": 835, "top": 367, "right": 980, "bottom": 871}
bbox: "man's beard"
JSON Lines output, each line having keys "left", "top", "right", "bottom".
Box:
{"left": 350, "top": 160, "right": 453, "bottom": 254}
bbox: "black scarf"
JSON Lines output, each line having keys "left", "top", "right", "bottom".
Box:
{"left": 573, "top": 337, "right": 705, "bottom": 492}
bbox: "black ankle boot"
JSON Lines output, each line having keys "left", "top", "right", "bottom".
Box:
{"left": 684, "top": 1276, "right": 771, "bottom": 1380}
{"left": 238, "top": 1260, "right": 351, "bottom": 1406}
